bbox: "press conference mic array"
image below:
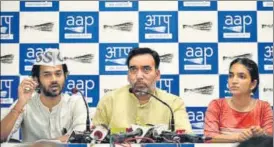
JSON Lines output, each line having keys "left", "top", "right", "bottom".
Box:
{"left": 111, "top": 128, "right": 143, "bottom": 143}
{"left": 68, "top": 87, "right": 211, "bottom": 144}
{"left": 129, "top": 87, "right": 175, "bottom": 132}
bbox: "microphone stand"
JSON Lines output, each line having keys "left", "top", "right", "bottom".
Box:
{"left": 129, "top": 88, "right": 175, "bottom": 132}
{"left": 68, "top": 88, "right": 92, "bottom": 143}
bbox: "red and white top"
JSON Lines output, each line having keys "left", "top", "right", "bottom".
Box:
{"left": 204, "top": 98, "right": 273, "bottom": 137}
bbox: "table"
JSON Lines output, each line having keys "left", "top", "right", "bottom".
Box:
{"left": 1, "top": 143, "right": 238, "bottom": 147}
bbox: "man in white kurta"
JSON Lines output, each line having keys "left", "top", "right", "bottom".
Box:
{"left": 0, "top": 49, "right": 87, "bottom": 143}
{"left": 4, "top": 92, "right": 86, "bottom": 142}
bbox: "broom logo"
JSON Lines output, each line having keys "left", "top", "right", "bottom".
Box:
{"left": 105, "top": 58, "right": 127, "bottom": 65}
{"left": 182, "top": 21, "right": 212, "bottom": 31}
{"left": 0, "top": 54, "right": 14, "bottom": 64}
{"left": 64, "top": 26, "right": 84, "bottom": 33}
{"left": 145, "top": 26, "right": 166, "bottom": 33}
{"left": 184, "top": 58, "right": 204, "bottom": 64}
{"left": 64, "top": 54, "right": 94, "bottom": 63}
{"left": 160, "top": 53, "right": 173, "bottom": 63}
{"left": 103, "top": 22, "right": 133, "bottom": 32}
{"left": 263, "top": 88, "right": 273, "bottom": 92}
{"left": 24, "top": 22, "right": 54, "bottom": 32}
{"left": 1, "top": 26, "right": 8, "bottom": 34}
{"left": 184, "top": 85, "right": 214, "bottom": 95}
{"left": 223, "top": 26, "right": 242, "bottom": 33}
{"left": 223, "top": 53, "right": 252, "bottom": 61}
{"left": 262, "top": 24, "right": 273, "bottom": 29}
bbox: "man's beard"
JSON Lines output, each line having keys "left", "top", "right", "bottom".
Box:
{"left": 40, "top": 83, "right": 64, "bottom": 97}
{"left": 131, "top": 83, "right": 154, "bottom": 97}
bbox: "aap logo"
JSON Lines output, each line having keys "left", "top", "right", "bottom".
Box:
{"left": 179, "top": 43, "right": 218, "bottom": 74}
{"left": 218, "top": 11, "right": 257, "bottom": 42}
{"left": 99, "top": 43, "right": 138, "bottom": 75}
{"left": 65, "top": 75, "right": 99, "bottom": 107}
{"left": 0, "top": 12, "right": 19, "bottom": 43}
{"left": 60, "top": 12, "right": 98, "bottom": 43}
{"left": 186, "top": 107, "right": 207, "bottom": 135}
{"left": 139, "top": 11, "right": 178, "bottom": 43}
{"left": 0, "top": 76, "right": 19, "bottom": 108}
{"left": 156, "top": 75, "right": 179, "bottom": 96}
{"left": 258, "top": 43, "right": 273, "bottom": 74}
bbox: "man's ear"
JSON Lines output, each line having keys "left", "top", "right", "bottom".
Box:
{"left": 156, "top": 69, "right": 161, "bottom": 81}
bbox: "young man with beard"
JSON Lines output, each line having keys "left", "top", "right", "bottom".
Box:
{"left": 0, "top": 49, "right": 87, "bottom": 143}
{"left": 93, "top": 47, "right": 192, "bottom": 133}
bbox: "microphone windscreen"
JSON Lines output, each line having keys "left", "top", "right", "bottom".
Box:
{"left": 129, "top": 88, "right": 134, "bottom": 93}
{"left": 72, "top": 88, "right": 78, "bottom": 94}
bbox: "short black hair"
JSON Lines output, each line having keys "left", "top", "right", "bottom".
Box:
{"left": 31, "top": 64, "right": 69, "bottom": 93}
{"left": 229, "top": 58, "right": 259, "bottom": 94}
{"left": 126, "top": 47, "right": 160, "bottom": 69}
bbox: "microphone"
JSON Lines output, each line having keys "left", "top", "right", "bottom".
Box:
{"left": 90, "top": 125, "right": 109, "bottom": 143}
{"left": 129, "top": 88, "right": 175, "bottom": 132}
{"left": 160, "top": 131, "right": 212, "bottom": 143}
{"left": 72, "top": 88, "right": 91, "bottom": 133}
{"left": 68, "top": 88, "right": 91, "bottom": 143}
{"left": 111, "top": 128, "right": 143, "bottom": 143}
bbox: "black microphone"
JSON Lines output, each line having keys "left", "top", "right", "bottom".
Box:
{"left": 68, "top": 88, "right": 92, "bottom": 143}
{"left": 160, "top": 131, "right": 211, "bottom": 143}
{"left": 72, "top": 88, "right": 91, "bottom": 133}
{"left": 129, "top": 88, "right": 175, "bottom": 132}
{"left": 111, "top": 128, "right": 143, "bottom": 143}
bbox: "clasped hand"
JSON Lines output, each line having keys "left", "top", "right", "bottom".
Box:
{"left": 236, "top": 126, "right": 266, "bottom": 142}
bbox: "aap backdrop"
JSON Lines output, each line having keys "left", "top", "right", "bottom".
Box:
{"left": 1, "top": 1, "right": 273, "bottom": 136}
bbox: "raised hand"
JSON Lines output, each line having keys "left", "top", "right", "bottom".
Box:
{"left": 18, "top": 77, "right": 38, "bottom": 105}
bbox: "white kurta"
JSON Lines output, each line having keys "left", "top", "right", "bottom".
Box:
{"left": 4, "top": 92, "right": 87, "bottom": 142}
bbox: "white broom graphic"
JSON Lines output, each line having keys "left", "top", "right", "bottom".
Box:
{"left": 64, "top": 26, "right": 84, "bottom": 33}
{"left": 105, "top": 58, "right": 127, "bottom": 65}
{"left": 184, "top": 58, "right": 204, "bottom": 64}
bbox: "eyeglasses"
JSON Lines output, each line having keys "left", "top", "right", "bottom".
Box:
{"left": 128, "top": 66, "right": 153, "bottom": 74}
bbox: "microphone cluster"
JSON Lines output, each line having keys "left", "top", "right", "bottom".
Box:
{"left": 68, "top": 124, "right": 211, "bottom": 144}
{"left": 68, "top": 87, "right": 211, "bottom": 144}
